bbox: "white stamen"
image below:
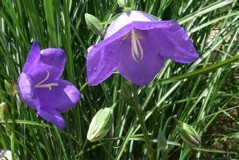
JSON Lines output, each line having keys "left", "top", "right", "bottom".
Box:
{"left": 123, "top": 29, "right": 144, "bottom": 62}
{"left": 122, "top": 32, "right": 130, "bottom": 40}
{"left": 34, "top": 70, "right": 59, "bottom": 90}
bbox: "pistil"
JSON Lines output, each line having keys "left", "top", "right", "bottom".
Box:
{"left": 34, "top": 70, "right": 59, "bottom": 90}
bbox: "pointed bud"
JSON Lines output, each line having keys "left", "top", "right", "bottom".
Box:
{"left": 4, "top": 80, "right": 12, "bottom": 95}
{"left": 85, "top": 13, "right": 105, "bottom": 37}
{"left": 87, "top": 108, "right": 113, "bottom": 142}
{"left": 12, "top": 83, "right": 18, "bottom": 95}
{"left": 4, "top": 80, "right": 18, "bottom": 96}
{"left": 176, "top": 120, "right": 201, "bottom": 148}
{"left": 0, "top": 102, "right": 9, "bottom": 121}
{"left": 117, "top": 0, "right": 127, "bottom": 8}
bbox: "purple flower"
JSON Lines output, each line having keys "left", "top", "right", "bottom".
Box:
{"left": 87, "top": 10, "right": 199, "bottom": 86}
{"left": 18, "top": 40, "right": 80, "bottom": 129}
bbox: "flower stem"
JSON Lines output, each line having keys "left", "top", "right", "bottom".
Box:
{"left": 131, "top": 103, "right": 154, "bottom": 158}
{"left": 124, "top": 84, "right": 154, "bottom": 159}
{"left": 10, "top": 95, "right": 16, "bottom": 159}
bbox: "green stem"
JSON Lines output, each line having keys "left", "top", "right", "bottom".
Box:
{"left": 129, "top": 85, "right": 154, "bottom": 159}
{"left": 130, "top": 103, "right": 154, "bottom": 158}
{"left": 122, "top": 82, "right": 154, "bottom": 158}
{"left": 10, "top": 95, "right": 16, "bottom": 159}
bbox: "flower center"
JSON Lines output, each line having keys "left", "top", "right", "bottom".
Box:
{"left": 34, "top": 70, "right": 59, "bottom": 90}
{"left": 123, "top": 29, "right": 144, "bottom": 62}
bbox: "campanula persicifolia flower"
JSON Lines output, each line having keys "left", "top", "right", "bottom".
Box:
{"left": 87, "top": 10, "right": 199, "bottom": 86}
{"left": 18, "top": 40, "right": 80, "bottom": 129}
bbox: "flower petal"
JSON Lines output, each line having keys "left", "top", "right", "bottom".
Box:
{"left": 149, "top": 21, "right": 199, "bottom": 63}
{"left": 105, "top": 11, "right": 158, "bottom": 38}
{"left": 36, "top": 79, "right": 80, "bottom": 113}
{"left": 117, "top": 29, "right": 165, "bottom": 86}
{"left": 23, "top": 41, "right": 66, "bottom": 84}
{"left": 17, "top": 72, "right": 39, "bottom": 109}
{"left": 23, "top": 40, "right": 41, "bottom": 73}
{"left": 37, "top": 107, "right": 65, "bottom": 130}
{"left": 39, "top": 48, "right": 66, "bottom": 77}
{"left": 87, "top": 39, "right": 120, "bottom": 86}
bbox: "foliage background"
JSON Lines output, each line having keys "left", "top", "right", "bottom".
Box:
{"left": 0, "top": 0, "right": 239, "bottom": 159}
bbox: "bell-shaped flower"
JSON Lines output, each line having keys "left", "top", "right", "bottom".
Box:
{"left": 18, "top": 40, "right": 80, "bottom": 129}
{"left": 87, "top": 10, "right": 199, "bottom": 86}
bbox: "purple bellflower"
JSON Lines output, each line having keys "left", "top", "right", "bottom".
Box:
{"left": 18, "top": 40, "right": 80, "bottom": 129}
{"left": 87, "top": 10, "right": 199, "bottom": 86}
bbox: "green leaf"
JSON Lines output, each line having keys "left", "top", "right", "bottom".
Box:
{"left": 85, "top": 13, "right": 105, "bottom": 37}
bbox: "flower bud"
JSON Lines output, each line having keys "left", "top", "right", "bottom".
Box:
{"left": 117, "top": 0, "right": 127, "bottom": 8}
{"left": 4, "top": 80, "right": 12, "bottom": 95}
{"left": 0, "top": 102, "right": 9, "bottom": 121}
{"left": 0, "top": 150, "right": 12, "bottom": 160}
{"left": 87, "top": 108, "right": 113, "bottom": 142}
{"left": 4, "top": 80, "right": 18, "bottom": 96}
{"left": 85, "top": 13, "right": 105, "bottom": 37}
{"left": 176, "top": 120, "right": 201, "bottom": 148}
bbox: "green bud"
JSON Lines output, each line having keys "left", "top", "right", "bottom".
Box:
{"left": 117, "top": 0, "right": 127, "bottom": 8}
{"left": 12, "top": 83, "right": 18, "bottom": 95}
{"left": 87, "top": 108, "right": 113, "bottom": 142}
{"left": 85, "top": 13, "right": 105, "bottom": 37}
{"left": 0, "top": 102, "right": 9, "bottom": 121}
{"left": 4, "top": 80, "right": 18, "bottom": 96}
{"left": 176, "top": 120, "right": 201, "bottom": 148}
{"left": 4, "top": 80, "right": 12, "bottom": 95}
